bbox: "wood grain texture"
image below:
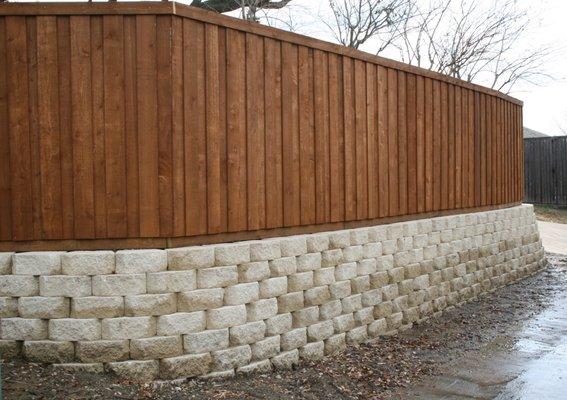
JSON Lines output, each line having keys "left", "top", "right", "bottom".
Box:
{"left": 0, "top": 10, "right": 524, "bottom": 250}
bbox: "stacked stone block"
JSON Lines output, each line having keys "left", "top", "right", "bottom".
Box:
{"left": 0, "top": 205, "right": 546, "bottom": 380}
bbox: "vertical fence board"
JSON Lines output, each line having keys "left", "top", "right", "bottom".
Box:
{"left": 328, "top": 53, "right": 345, "bottom": 222}
{"left": 0, "top": 17, "right": 11, "bottom": 241}
{"left": 366, "top": 64, "right": 378, "bottom": 219}
{"left": 354, "top": 59, "right": 368, "bottom": 220}
{"left": 343, "top": 57, "right": 356, "bottom": 221}
{"left": 377, "top": 66, "right": 389, "bottom": 217}
{"left": 388, "top": 68, "right": 399, "bottom": 216}
{"left": 314, "top": 50, "right": 331, "bottom": 223}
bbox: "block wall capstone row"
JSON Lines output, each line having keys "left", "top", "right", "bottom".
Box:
{"left": 0, "top": 205, "right": 547, "bottom": 381}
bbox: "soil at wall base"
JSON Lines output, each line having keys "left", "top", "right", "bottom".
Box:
{"left": 2, "top": 254, "right": 565, "bottom": 400}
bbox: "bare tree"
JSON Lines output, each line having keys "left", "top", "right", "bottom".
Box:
{"left": 191, "top": 0, "right": 292, "bottom": 22}
{"left": 393, "top": 0, "right": 554, "bottom": 93}
{"left": 325, "top": 0, "right": 414, "bottom": 50}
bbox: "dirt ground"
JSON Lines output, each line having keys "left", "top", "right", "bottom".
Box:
{"left": 3, "top": 254, "right": 566, "bottom": 400}
{"left": 534, "top": 205, "right": 567, "bottom": 224}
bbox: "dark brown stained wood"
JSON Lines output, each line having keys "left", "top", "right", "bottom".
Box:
{"left": 70, "top": 16, "right": 95, "bottom": 239}
{"left": 406, "top": 73, "right": 417, "bottom": 215}
{"left": 123, "top": 15, "right": 140, "bottom": 237}
{"left": 91, "top": 16, "right": 107, "bottom": 238}
{"left": 354, "top": 59, "right": 368, "bottom": 220}
{"left": 184, "top": 19, "right": 207, "bottom": 235}
{"left": 5, "top": 16, "right": 32, "bottom": 240}
{"left": 485, "top": 95, "right": 492, "bottom": 205}
{"left": 432, "top": 80, "right": 441, "bottom": 211}
{"left": 460, "top": 87, "right": 468, "bottom": 208}
{"left": 0, "top": 8, "right": 525, "bottom": 250}
{"left": 440, "top": 82, "right": 448, "bottom": 210}
{"left": 56, "top": 17, "right": 74, "bottom": 239}
{"left": 343, "top": 56, "right": 356, "bottom": 221}
{"left": 467, "top": 90, "right": 475, "bottom": 208}
{"left": 474, "top": 92, "right": 481, "bottom": 206}
{"left": 205, "top": 23, "right": 222, "bottom": 234}
{"left": 136, "top": 15, "right": 159, "bottom": 237}
{"left": 0, "top": 17, "right": 11, "bottom": 241}
{"left": 454, "top": 86, "right": 462, "bottom": 209}
{"left": 37, "top": 16, "right": 63, "bottom": 238}
{"left": 377, "top": 65, "right": 389, "bottom": 217}
{"left": 397, "top": 70, "right": 408, "bottom": 215}
{"left": 416, "top": 75, "right": 425, "bottom": 214}
{"left": 27, "top": 17, "right": 42, "bottom": 239}
{"left": 424, "top": 77, "right": 433, "bottom": 212}
{"left": 103, "top": 15, "right": 127, "bottom": 238}
{"left": 265, "top": 37, "right": 284, "bottom": 228}
{"left": 447, "top": 84, "right": 455, "bottom": 210}
{"left": 480, "top": 94, "right": 487, "bottom": 205}
{"left": 366, "top": 64, "right": 378, "bottom": 219}
{"left": 281, "top": 42, "right": 301, "bottom": 227}
{"left": 218, "top": 27, "right": 228, "bottom": 234}
{"left": 171, "top": 16, "right": 185, "bottom": 236}
{"left": 387, "top": 68, "right": 399, "bottom": 215}
{"left": 328, "top": 52, "right": 345, "bottom": 222}
{"left": 246, "top": 33, "right": 266, "bottom": 230}
{"left": 227, "top": 28, "right": 247, "bottom": 232}
{"left": 156, "top": 15, "right": 174, "bottom": 237}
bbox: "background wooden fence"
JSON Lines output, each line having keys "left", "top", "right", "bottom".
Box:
{"left": 0, "top": 2, "right": 524, "bottom": 251}
{"left": 524, "top": 137, "right": 567, "bottom": 207}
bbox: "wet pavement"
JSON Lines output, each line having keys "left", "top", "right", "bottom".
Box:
{"left": 389, "top": 253, "right": 567, "bottom": 400}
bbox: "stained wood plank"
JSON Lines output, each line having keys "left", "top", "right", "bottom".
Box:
{"left": 156, "top": 15, "right": 174, "bottom": 237}
{"left": 467, "top": 90, "right": 475, "bottom": 208}
{"left": 103, "top": 15, "right": 127, "bottom": 238}
{"left": 354, "top": 59, "right": 368, "bottom": 220}
{"left": 246, "top": 33, "right": 266, "bottom": 230}
{"left": 56, "top": 16, "right": 74, "bottom": 239}
{"left": 205, "top": 23, "right": 223, "bottom": 234}
{"left": 171, "top": 16, "right": 185, "bottom": 236}
{"left": 454, "top": 86, "right": 462, "bottom": 209}
{"left": 328, "top": 52, "right": 345, "bottom": 222}
{"left": 265, "top": 37, "right": 284, "bottom": 228}
{"left": 0, "top": 17, "right": 12, "bottom": 241}
{"left": 447, "top": 84, "right": 455, "bottom": 210}
{"left": 397, "top": 71, "right": 407, "bottom": 215}
{"left": 27, "top": 17, "right": 42, "bottom": 239}
{"left": 37, "top": 16, "right": 63, "bottom": 238}
{"left": 440, "top": 82, "right": 448, "bottom": 210}
{"left": 407, "top": 73, "right": 417, "bottom": 215}
{"left": 226, "top": 28, "right": 247, "bottom": 232}
{"left": 184, "top": 19, "right": 207, "bottom": 235}
{"left": 474, "top": 92, "right": 481, "bottom": 206}
{"left": 343, "top": 56, "right": 356, "bottom": 220}
{"left": 387, "top": 68, "right": 399, "bottom": 215}
{"left": 70, "top": 16, "right": 95, "bottom": 239}
{"left": 136, "top": 15, "right": 159, "bottom": 237}
{"left": 366, "top": 64, "right": 378, "bottom": 219}
{"left": 432, "top": 80, "right": 441, "bottom": 211}
{"left": 123, "top": 15, "right": 140, "bottom": 238}
{"left": 424, "top": 78, "right": 434, "bottom": 212}
{"left": 416, "top": 75, "right": 425, "bottom": 213}
{"left": 377, "top": 65, "right": 389, "bottom": 217}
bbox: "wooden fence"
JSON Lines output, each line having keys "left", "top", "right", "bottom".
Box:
{"left": 524, "top": 137, "right": 567, "bottom": 207}
{"left": 0, "top": 2, "right": 524, "bottom": 251}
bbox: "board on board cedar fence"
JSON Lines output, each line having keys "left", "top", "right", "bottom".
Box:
{"left": 524, "top": 136, "right": 567, "bottom": 207}
{"left": 0, "top": 2, "right": 525, "bottom": 251}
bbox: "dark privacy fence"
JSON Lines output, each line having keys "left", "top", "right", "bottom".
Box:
{"left": 0, "top": 2, "right": 524, "bottom": 251}
{"left": 524, "top": 136, "right": 567, "bottom": 207}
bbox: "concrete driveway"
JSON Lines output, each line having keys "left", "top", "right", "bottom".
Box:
{"left": 538, "top": 220, "right": 567, "bottom": 255}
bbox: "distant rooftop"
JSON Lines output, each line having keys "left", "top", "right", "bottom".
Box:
{"left": 524, "top": 127, "right": 548, "bottom": 138}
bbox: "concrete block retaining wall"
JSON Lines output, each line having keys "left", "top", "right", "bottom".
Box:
{"left": 0, "top": 204, "right": 545, "bottom": 380}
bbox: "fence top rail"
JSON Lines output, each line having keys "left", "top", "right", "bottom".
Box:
{"left": 524, "top": 136, "right": 567, "bottom": 141}
{"left": 0, "top": 1, "right": 522, "bottom": 106}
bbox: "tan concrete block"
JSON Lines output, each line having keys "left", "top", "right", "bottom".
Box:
{"left": 71, "top": 296, "right": 124, "bottom": 319}
{"left": 251, "top": 335, "right": 280, "bottom": 360}
{"left": 92, "top": 274, "right": 145, "bottom": 296}
{"left": 0, "top": 297, "right": 18, "bottom": 317}
{"left": 0, "top": 252, "right": 13, "bottom": 275}
{"left": 124, "top": 293, "right": 176, "bottom": 316}
{"left": 215, "top": 243, "right": 250, "bottom": 266}
{"left": 76, "top": 340, "right": 129, "bottom": 363}
{"left": 230, "top": 321, "right": 266, "bottom": 345}
{"left": 106, "top": 360, "right": 159, "bottom": 381}
{"left": 131, "top": 335, "right": 182, "bottom": 360}
{"left": 101, "top": 316, "right": 156, "bottom": 340}
{"left": 1, "top": 318, "right": 47, "bottom": 340}
{"left": 147, "top": 270, "right": 196, "bottom": 293}
{"left": 277, "top": 292, "right": 304, "bottom": 313}
{"left": 269, "top": 257, "right": 297, "bottom": 277}
{"left": 265, "top": 313, "right": 292, "bottom": 336}
{"left": 23, "top": 340, "right": 74, "bottom": 363}
{"left": 167, "top": 246, "right": 215, "bottom": 270}
{"left": 225, "top": 282, "right": 259, "bottom": 305}
{"left": 206, "top": 304, "right": 247, "bottom": 329}
{"left": 250, "top": 240, "right": 282, "bottom": 262}
{"left": 197, "top": 266, "right": 238, "bottom": 289}
{"left": 160, "top": 353, "right": 212, "bottom": 379}
{"left": 259, "top": 276, "right": 287, "bottom": 298}
{"left": 183, "top": 328, "right": 229, "bottom": 353}
{"left": 0, "top": 276, "right": 39, "bottom": 297}
{"left": 18, "top": 296, "right": 69, "bottom": 319}
{"left": 115, "top": 249, "right": 167, "bottom": 274}
{"left": 61, "top": 251, "right": 115, "bottom": 275}
{"left": 238, "top": 261, "right": 270, "bottom": 283}
{"left": 49, "top": 318, "right": 101, "bottom": 341}
{"left": 157, "top": 311, "right": 205, "bottom": 336}
{"left": 178, "top": 288, "right": 224, "bottom": 312}
{"left": 12, "top": 252, "right": 62, "bottom": 275}
{"left": 246, "top": 298, "right": 278, "bottom": 321}
{"left": 40, "top": 275, "right": 92, "bottom": 297}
